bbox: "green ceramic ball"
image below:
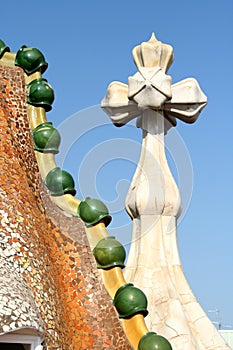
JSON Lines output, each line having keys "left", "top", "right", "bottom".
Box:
{"left": 15, "top": 45, "right": 48, "bottom": 75}
{"left": 45, "top": 167, "right": 76, "bottom": 196}
{"left": 31, "top": 122, "right": 61, "bottom": 153}
{"left": 93, "top": 236, "right": 126, "bottom": 269}
{"left": 138, "top": 332, "right": 172, "bottom": 350}
{"left": 77, "top": 197, "right": 112, "bottom": 226}
{"left": 27, "top": 78, "right": 54, "bottom": 112}
{"left": 113, "top": 283, "right": 148, "bottom": 319}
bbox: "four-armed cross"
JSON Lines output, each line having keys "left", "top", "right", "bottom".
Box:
{"left": 102, "top": 34, "right": 230, "bottom": 350}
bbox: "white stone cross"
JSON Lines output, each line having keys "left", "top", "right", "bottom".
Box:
{"left": 102, "top": 33, "right": 207, "bottom": 126}
{"left": 102, "top": 34, "right": 230, "bottom": 350}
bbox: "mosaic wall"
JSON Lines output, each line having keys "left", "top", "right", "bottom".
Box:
{"left": 0, "top": 255, "right": 44, "bottom": 335}
{"left": 0, "top": 65, "right": 132, "bottom": 349}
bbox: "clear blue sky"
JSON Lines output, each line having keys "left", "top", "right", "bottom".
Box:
{"left": 1, "top": 0, "right": 233, "bottom": 329}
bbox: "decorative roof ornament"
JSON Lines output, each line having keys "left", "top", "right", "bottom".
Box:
{"left": 101, "top": 33, "right": 207, "bottom": 126}
{"left": 132, "top": 33, "right": 174, "bottom": 72}
{"left": 138, "top": 331, "right": 172, "bottom": 350}
{"left": 45, "top": 167, "right": 76, "bottom": 196}
{"left": 0, "top": 39, "right": 10, "bottom": 59}
{"left": 31, "top": 122, "right": 61, "bottom": 154}
{"left": 27, "top": 78, "right": 55, "bottom": 112}
{"left": 101, "top": 35, "right": 230, "bottom": 349}
{"left": 113, "top": 283, "right": 148, "bottom": 319}
{"left": 93, "top": 236, "right": 126, "bottom": 269}
{"left": 15, "top": 45, "right": 48, "bottom": 75}
{"left": 77, "top": 197, "right": 112, "bottom": 227}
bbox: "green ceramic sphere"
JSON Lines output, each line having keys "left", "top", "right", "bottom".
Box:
{"left": 15, "top": 45, "right": 48, "bottom": 75}
{"left": 93, "top": 236, "right": 126, "bottom": 269}
{"left": 113, "top": 283, "right": 148, "bottom": 319}
{"left": 45, "top": 167, "right": 76, "bottom": 196}
{"left": 77, "top": 197, "right": 112, "bottom": 227}
{"left": 27, "top": 78, "right": 54, "bottom": 112}
{"left": 0, "top": 39, "right": 10, "bottom": 58}
{"left": 138, "top": 332, "right": 172, "bottom": 350}
{"left": 31, "top": 122, "right": 61, "bottom": 154}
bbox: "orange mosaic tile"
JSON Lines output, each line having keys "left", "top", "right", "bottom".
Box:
{"left": 0, "top": 65, "right": 132, "bottom": 349}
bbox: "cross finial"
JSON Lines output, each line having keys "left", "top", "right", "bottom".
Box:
{"left": 100, "top": 36, "right": 231, "bottom": 350}
{"left": 101, "top": 34, "right": 207, "bottom": 126}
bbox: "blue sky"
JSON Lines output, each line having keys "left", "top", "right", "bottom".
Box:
{"left": 1, "top": 0, "right": 233, "bottom": 329}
